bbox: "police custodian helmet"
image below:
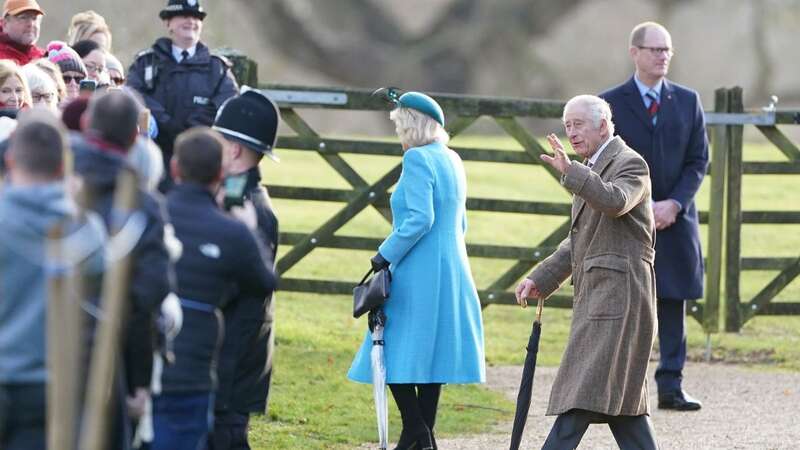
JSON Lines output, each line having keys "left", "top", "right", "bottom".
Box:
{"left": 159, "top": 0, "right": 207, "bottom": 20}
{"left": 213, "top": 87, "right": 281, "bottom": 160}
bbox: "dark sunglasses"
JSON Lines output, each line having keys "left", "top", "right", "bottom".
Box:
{"left": 63, "top": 75, "right": 86, "bottom": 84}
{"left": 110, "top": 76, "right": 125, "bottom": 86}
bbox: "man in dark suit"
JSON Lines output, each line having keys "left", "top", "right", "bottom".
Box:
{"left": 600, "top": 21, "right": 709, "bottom": 411}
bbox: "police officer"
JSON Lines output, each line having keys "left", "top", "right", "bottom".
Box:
{"left": 209, "top": 88, "right": 280, "bottom": 450}
{"left": 126, "top": 0, "right": 238, "bottom": 192}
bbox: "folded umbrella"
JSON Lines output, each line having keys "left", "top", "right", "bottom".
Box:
{"left": 509, "top": 298, "right": 544, "bottom": 450}
{"left": 369, "top": 308, "right": 389, "bottom": 450}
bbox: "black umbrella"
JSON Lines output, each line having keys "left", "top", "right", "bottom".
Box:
{"left": 509, "top": 298, "right": 544, "bottom": 450}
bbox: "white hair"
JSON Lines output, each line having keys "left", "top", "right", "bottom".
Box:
{"left": 128, "top": 136, "right": 164, "bottom": 192}
{"left": 563, "top": 94, "right": 615, "bottom": 136}
{"left": 389, "top": 107, "right": 449, "bottom": 149}
{"left": 21, "top": 65, "right": 58, "bottom": 111}
{"left": 105, "top": 52, "right": 124, "bottom": 76}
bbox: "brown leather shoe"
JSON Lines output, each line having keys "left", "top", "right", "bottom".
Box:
{"left": 658, "top": 390, "right": 702, "bottom": 411}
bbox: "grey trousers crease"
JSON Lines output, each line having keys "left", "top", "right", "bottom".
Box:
{"left": 542, "top": 409, "right": 659, "bottom": 450}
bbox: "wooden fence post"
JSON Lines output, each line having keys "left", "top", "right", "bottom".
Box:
{"left": 703, "top": 87, "right": 730, "bottom": 332}
{"left": 79, "top": 168, "right": 139, "bottom": 450}
{"left": 46, "top": 225, "right": 83, "bottom": 450}
{"left": 216, "top": 47, "right": 258, "bottom": 87}
{"left": 725, "top": 87, "right": 745, "bottom": 332}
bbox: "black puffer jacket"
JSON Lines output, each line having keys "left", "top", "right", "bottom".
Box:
{"left": 163, "top": 183, "right": 276, "bottom": 393}
{"left": 126, "top": 38, "right": 238, "bottom": 185}
{"left": 215, "top": 167, "right": 280, "bottom": 414}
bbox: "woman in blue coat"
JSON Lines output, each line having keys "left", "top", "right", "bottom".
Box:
{"left": 348, "top": 91, "right": 485, "bottom": 449}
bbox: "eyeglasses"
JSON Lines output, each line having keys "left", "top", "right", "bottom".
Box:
{"left": 110, "top": 76, "right": 126, "bottom": 86}
{"left": 32, "top": 92, "right": 56, "bottom": 103}
{"left": 85, "top": 64, "right": 106, "bottom": 74}
{"left": 637, "top": 46, "right": 674, "bottom": 56}
{"left": 63, "top": 75, "right": 86, "bottom": 84}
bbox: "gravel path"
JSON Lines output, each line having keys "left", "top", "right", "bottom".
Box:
{"left": 433, "top": 363, "right": 800, "bottom": 449}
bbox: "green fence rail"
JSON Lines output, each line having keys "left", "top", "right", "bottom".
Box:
{"left": 709, "top": 87, "right": 800, "bottom": 332}
{"left": 223, "top": 53, "right": 799, "bottom": 333}
{"left": 260, "top": 84, "right": 576, "bottom": 310}
{"left": 253, "top": 85, "right": 764, "bottom": 330}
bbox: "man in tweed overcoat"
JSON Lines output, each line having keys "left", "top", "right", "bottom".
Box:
{"left": 516, "top": 94, "right": 659, "bottom": 449}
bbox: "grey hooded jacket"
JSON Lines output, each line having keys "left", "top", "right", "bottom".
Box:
{"left": 0, "top": 183, "right": 104, "bottom": 384}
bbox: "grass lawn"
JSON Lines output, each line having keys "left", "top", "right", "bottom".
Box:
{"left": 249, "top": 132, "right": 800, "bottom": 449}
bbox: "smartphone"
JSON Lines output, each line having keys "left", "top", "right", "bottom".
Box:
{"left": 79, "top": 79, "right": 97, "bottom": 94}
{"left": 222, "top": 173, "right": 249, "bottom": 210}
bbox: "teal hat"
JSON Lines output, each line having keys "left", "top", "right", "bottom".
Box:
{"left": 398, "top": 92, "right": 445, "bottom": 127}
{"left": 372, "top": 87, "right": 445, "bottom": 127}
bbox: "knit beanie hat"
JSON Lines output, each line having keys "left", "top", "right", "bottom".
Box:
{"left": 105, "top": 52, "right": 124, "bottom": 76}
{"left": 46, "top": 41, "right": 87, "bottom": 77}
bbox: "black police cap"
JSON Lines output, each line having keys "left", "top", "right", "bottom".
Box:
{"left": 213, "top": 87, "right": 280, "bottom": 159}
{"left": 159, "top": 0, "right": 207, "bottom": 20}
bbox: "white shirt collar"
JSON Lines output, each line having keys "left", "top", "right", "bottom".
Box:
{"left": 172, "top": 44, "right": 197, "bottom": 62}
{"left": 588, "top": 136, "right": 614, "bottom": 167}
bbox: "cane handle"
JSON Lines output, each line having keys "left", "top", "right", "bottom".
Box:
{"left": 535, "top": 298, "right": 544, "bottom": 323}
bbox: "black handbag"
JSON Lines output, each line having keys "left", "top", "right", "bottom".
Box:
{"left": 352, "top": 267, "right": 391, "bottom": 318}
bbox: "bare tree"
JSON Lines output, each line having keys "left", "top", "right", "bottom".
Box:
{"left": 234, "top": 0, "right": 585, "bottom": 92}
{"left": 750, "top": 1, "right": 774, "bottom": 103}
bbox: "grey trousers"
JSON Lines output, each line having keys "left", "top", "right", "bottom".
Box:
{"left": 542, "top": 409, "right": 658, "bottom": 450}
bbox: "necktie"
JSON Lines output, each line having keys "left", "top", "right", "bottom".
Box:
{"left": 180, "top": 50, "right": 190, "bottom": 63}
{"left": 646, "top": 90, "right": 659, "bottom": 124}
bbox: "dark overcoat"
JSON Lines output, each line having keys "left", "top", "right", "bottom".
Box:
{"left": 600, "top": 77, "right": 709, "bottom": 300}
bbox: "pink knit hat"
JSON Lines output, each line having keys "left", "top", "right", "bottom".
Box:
{"left": 46, "top": 41, "right": 87, "bottom": 77}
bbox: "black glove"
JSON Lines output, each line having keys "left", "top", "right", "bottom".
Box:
{"left": 370, "top": 253, "right": 390, "bottom": 272}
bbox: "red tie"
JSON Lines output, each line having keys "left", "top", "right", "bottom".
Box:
{"left": 647, "top": 91, "right": 659, "bottom": 117}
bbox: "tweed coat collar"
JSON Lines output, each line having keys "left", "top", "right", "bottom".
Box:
{"left": 571, "top": 136, "right": 625, "bottom": 225}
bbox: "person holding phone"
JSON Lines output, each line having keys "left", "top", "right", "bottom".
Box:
{"left": 78, "top": 78, "right": 97, "bottom": 95}
{"left": 72, "top": 39, "right": 110, "bottom": 86}
{"left": 45, "top": 40, "right": 88, "bottom": 106}
{"left": 153, "top": 127, "right": 276, "bottom": 450}
{"left": 208, "top": 88, "right": 280, "bottom": 450}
